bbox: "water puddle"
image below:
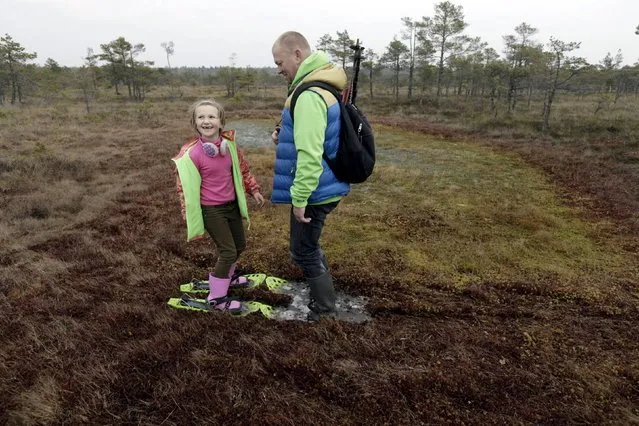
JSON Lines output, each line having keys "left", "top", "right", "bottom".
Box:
{"left": 227, "top": 120, "right": 277, "bottom": 148}
{"left": 270, "top": 280, "right": 371, "bottom": 324}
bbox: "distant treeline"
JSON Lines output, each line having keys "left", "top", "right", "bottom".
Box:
{"left": 2, "top": 2, "right": 638, "bottom": 129}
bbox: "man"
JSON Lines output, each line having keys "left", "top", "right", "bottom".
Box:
{"left": 270, "top": 31, "right": 349, "bottom": 322}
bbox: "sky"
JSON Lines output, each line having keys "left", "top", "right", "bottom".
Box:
{"left": 2, "top": 0, "right": 638, "bottom": 68}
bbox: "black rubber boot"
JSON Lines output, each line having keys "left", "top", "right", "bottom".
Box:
{"left": 319, "top": 250, "right": 329, "bottom": 271}
{"left": 307, "top": 271, "right": 337, "bottom": 322}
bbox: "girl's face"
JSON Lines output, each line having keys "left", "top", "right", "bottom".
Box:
{"left": 194, "top": 105, "right": 222, "bottom": 140}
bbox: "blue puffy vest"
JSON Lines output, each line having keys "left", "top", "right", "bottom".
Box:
{"left": 271, "top": 95, "right": 350, "bottom": 204}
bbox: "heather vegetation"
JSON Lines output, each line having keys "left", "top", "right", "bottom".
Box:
{"left": 1, "top": 4, "right": 639, "bottom": 424}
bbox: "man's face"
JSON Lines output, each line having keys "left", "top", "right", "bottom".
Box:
{"left": 272, "top": 44, "right": 301, "bottom": 84}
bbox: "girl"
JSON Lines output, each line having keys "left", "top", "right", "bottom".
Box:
{"left": 172, "top": 99, "right": 264, "bottom": 313}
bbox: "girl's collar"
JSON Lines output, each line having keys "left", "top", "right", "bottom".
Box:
{"left": 221, "top": 129, "right": 235, "bottom": 141}
{"left": 198, "top": 135, "right": 223, "bottom": 145}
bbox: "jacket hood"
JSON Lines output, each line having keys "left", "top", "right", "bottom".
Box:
{"left": 291, "top": 51, "right": 347, "bottom": 93}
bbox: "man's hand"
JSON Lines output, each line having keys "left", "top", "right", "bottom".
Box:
{"left": 271, "top": 129, "right": 279, "bottom": 145}
{"left": 253, "top": 192, "right": 265, "bottom": 206}
{"left": 293, "top": 206, "right": 311, "bottom": 223}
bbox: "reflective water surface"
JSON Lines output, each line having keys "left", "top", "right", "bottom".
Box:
{"left": 270, "top": 280, "right": 371, "bottom": 324}
{"left": 227, "top": 120, "right": 277, "bottom": 148}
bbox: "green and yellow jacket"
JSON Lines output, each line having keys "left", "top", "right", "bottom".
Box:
{"left": 172, "top": 129, "right": 260, "bottom": 241}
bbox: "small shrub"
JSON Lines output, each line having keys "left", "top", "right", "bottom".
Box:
{"left": 0, "top": 108, "right": 17, "bottom": 119}
{"left": 50, "top": 104, "right": 70, "bottom": 122}
{"left": 32, "top": 142, "right": 50, "bottom": 157}
{"left": 136, "top": 102, "right": 153, "bottom": 124}
{"left": 28, "top": 205, "right": 51, "bottom": 219}
{"left": 85, "top": 111, "right": 109, "bottom": 123}
{"left": 0, "top": 157, "right": 14, "bottom": 174}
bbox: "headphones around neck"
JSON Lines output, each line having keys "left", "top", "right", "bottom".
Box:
{"left": 201, "top": 139, "right": 228, "bottom": 158}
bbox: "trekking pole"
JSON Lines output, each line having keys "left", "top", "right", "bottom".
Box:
{"left": 348, "top": 39, "right": 365, "bottom": 105}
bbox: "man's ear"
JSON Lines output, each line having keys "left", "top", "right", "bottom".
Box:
{"left": 295, "top": 48, "right": 303, "bottom": 63}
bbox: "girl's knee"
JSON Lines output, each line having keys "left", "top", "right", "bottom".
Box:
{"left": 218, "top": 249, "right": 238, "bottom": 265}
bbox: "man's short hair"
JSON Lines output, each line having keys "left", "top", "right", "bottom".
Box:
{"left": 274, "top": 31, "right": 311, "bottom": 55}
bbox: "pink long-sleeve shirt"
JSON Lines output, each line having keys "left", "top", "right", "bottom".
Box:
{"left": 189, "top": 138, "right": 235, "bottom": 205}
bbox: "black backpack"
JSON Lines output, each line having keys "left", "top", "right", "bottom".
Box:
{"left": 290, "top": 81, "right": 375, "bottom": 184}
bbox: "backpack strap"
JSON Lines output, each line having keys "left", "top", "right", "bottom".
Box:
{"left": 290, "top": 81, "right": 343, "bottom": 122}
{"left": 289, "top": 81, "right": 344, "bottom": 167}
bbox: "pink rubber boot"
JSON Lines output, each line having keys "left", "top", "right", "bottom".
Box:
{"left": 207, "top": 273, "right": 242, "bottom": 313}
{"left": 228, "top": 263, "right": 249, "bottom": 287}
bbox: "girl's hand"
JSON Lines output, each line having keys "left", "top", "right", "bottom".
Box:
{"left": 253, "top": 192, "right": 265, "bottom": 206}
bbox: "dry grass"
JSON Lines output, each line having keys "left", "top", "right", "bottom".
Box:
{"left": 1, "top": 95, "right": 638, "bottom": 425}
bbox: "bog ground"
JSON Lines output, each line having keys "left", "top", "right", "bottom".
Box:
{"left": 1, "top": 101, "right": 638, "bottom": 425}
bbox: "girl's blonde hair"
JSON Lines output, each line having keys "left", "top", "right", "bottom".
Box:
{"left": 189, "top": 99, "right": 226, "bottom": 135}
